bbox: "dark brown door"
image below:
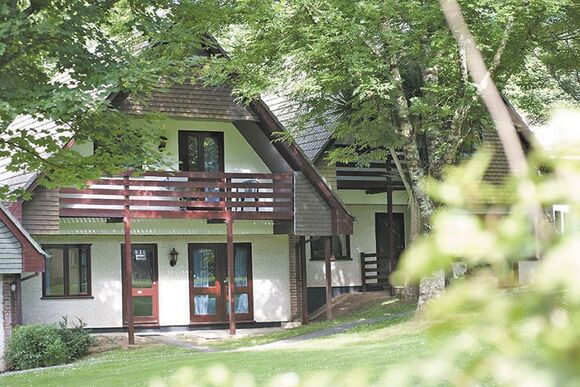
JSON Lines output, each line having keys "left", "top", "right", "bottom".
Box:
{"left": 122, "top": 244, "right": 159, "bottom": 325}
{"left": 375, "top": 213, "right": 405, "bottom": 289}
{"left": 188, "top": 243, "right": 253, "bottom": 323}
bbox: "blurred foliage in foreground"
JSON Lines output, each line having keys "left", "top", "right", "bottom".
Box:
{"left": 152, "top": 110, "right": 580, "bottom": 386}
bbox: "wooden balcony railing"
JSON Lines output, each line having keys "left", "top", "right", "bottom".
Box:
{"left": 59, "top": 171, "right": 294, "bottom": 221}
{"left": 360, "top": 252, "right": 392, "bottom": 292}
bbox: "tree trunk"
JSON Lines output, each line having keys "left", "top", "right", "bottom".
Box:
{"left": 417, "top": 270, "right": 446, "bottom": 309}
{"left": 391, "top": 59, "right": 445, "bottom": 306}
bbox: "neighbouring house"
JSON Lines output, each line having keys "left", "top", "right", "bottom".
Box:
{"left": 526, "top": 109, "right": 580, "bottom": 284}
{"left": 0, "top": 205, "right": 46, "bottom": 370}
{"left": 265, "top": 95, "right": 536, "bottom": 310}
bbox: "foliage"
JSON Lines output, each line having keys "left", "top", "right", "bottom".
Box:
{"left": 5, "top": 318, "right": 94, "bottom": 370}
{"left": 382, "top": 115, "right": 580, "bottom": 385}
{"left": 5, "top": 324, "right": 69, "bottom": 370}
{"left": 0, "top": 0, "right": 226, "bottom": 198}
{"left": 200, "top": 0, "right": 575, "bottom": 159}
{"left": 57, "top": 317, "right": 95, "bottom": 361}
{"left": 505, "top": 2, "right": 579, "bottom": 123}
{"left": 190, "top": 0, "right": 578, "bottom": 304}
{"left": 505, "top": 55, "right": 578, "bottom": 124}
{"left": 193, "top": 0, "right": 579, "bottom": 239}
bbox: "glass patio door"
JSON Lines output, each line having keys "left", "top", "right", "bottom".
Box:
{"left": 189, "top": 244, "right": 223, "bottom": 322}
{"left": 122, "top": 244, "right": 159, "bottom": 325}
{"left": 189, "top": 243, "right": 253, "bottom": 323}
{"left": 224, "top": 245, "right": 252, "bottom": 320}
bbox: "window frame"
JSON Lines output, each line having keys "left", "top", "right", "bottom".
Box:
{"left": 310, "top": 235, "right": 352, "bottom": 261}
{"left": 41, "top": 244, "right": 92, "bottom": 299}
{"left": 178, "top": 131, "right": 225, "bottom": 172}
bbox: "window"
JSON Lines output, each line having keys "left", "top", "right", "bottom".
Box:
{"left": 178, "top": 131, "right": 224, "bottom": 172}
{"left": 554, "top": 205, "right": 570, "bottom": 233}
{"left": 42, "top": 245, "right": 91, "bottom": 298}
{"left": 310, "top": 235, "right": 351, "bottom": 261}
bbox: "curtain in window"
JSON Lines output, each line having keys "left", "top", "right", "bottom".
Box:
{"left": 193, "top": 248, "right": 216, "bottom": 315}
{"left": 234, "top": 247, "right": 248, "bottom": 287}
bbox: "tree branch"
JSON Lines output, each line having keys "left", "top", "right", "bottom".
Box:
{"left": 434, "top": 13, "right": 515, "bottom": 172}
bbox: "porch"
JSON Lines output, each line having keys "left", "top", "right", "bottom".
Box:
{"left": 57, "top": 170, "right": 294, "bottom": 343}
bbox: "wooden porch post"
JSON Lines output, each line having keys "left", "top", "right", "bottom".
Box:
{"left": 299, "top": 236, "right": 309, "bottom": 325}
{"left": 324, "top": 236, "right": 333, "bottom": 319}
{"left": 226, "top": 216, "right": 236, "bottom": 335}
{"left": 387, "top": 188, "right": 394, "bottom": 296}
{"left": 123, "top": 173, "right": 135, "bottom": 345}
{"left": 14, "top": 274, "right": 22, "bottom": 325}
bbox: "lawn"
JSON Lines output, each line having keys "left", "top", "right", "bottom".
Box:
{"left": 0, "top": 300, "right": 439, "bottom": 386}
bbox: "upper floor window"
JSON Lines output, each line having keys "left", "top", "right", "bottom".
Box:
{"left": 310, "top": 235, "right": 351, "bottom": 261}
{"left": 179, "top": 131, "right": 224, "bottom": 172}
{"left": 42, "top": 245, "right": 91, "bottom": 298}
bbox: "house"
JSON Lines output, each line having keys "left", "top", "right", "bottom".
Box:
{"left": 264, "top": 94, "right": 537, "bottom": 310}
{"left": 0, "top": 76, "right": 355, "bottom": 346}
{"left": 0, "top": 204, "right": 46, "bottom": 370}
{"left": 0, "top": 51, "right": 537, "bottom": 354}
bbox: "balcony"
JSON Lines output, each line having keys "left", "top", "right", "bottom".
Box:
{"left": 59, "top": 171, "right": 294, "bottom": 221}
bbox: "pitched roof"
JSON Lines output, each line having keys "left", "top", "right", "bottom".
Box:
{"left": 0, "top": 54, "right": 354, "bottom": 235}
{"left": 249, "top": 98, "right": 354, "bottom": 234}
{"left": 483, "top": 99, "right": 533, "bottom": 185}
{"left": 266, "top": 92, "right": 531, "bottom": 188}
{"left": 0, "top": 204, "right": 46, "bottom": 273}
{"left": 262, "top": 95, "right": 333, "bottom": 162}
{"left": 115, "top": 81, "right": 257, "bottom": 121}
{"left": 0, "top": 115, "right": 70, "bottom": 192}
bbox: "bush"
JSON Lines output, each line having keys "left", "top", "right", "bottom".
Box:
{"left": 5, "top": 324, "right": 69, "bottom": 370}
{"left": 57, "top": 317, "right": 94, "bottom": 361}
{"left": 6, "top": 318, "right": 95, "bottom": 370}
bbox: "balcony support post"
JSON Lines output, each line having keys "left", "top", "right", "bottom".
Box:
{"left": 324, "top": 236, "right": 333, "bottom": 320}
{"left": 299, "top": 236, "right": 309, "bottom": 325}
{"left": 123, "top": 173, "right": 135, "bottom": 345}
{"left": 226, "top": 216, "right": 236, "bottom": 335}
{"left": 387, "top": 188, "right": 394, "bottom": 296}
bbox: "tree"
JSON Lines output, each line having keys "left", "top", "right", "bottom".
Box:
{"left": 192, "top": 0, "right": 578, "bottom": 304}
{"left": 504, "top": 2, "right": 580, "bottom": 124}
{"left": 0, "top": 0, "right": 223, "bottom": 197}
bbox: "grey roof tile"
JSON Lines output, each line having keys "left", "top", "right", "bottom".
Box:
{"left": 263, "top": 95, "right": 333, "bottom": 162}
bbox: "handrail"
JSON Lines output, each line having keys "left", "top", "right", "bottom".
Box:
{"left": 59, "top": 171, "right": 294, "bottom": 221}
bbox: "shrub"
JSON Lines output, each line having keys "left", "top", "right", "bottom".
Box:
{"left": 5, "top": 324, "right": 69, "bottom": 370}
{"left": 57, "top": 317, "right": 95, "bottom": 361}
{"left": 6, "top": 318, "right": 95, "bottom": 370}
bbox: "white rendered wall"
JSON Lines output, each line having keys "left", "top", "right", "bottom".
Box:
{"left": 22, "top": 234, "right": 290, "bottom": 328}
{"left": 72, "top": 119, "right": 272, "bottom": 175}
{"left": 518, "top": 260, "right": 538, "bottom": 285}
{"left": 306, "top": 190, "right": 409, "bottom": 288}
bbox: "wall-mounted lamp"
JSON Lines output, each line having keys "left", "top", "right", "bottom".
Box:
{"left": 169, "top": 248, "right": 179, "bottom": 267}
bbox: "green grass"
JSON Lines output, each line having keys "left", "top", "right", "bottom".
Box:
{"left": 207, "top": 298, "right": 417, "bottom": 350}
{"left": 0, "top": 300, "right": 438, "bottom": 386}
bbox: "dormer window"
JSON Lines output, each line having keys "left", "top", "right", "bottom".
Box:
{"left": 178, "top": 131, "right": 224, "bottom": 172}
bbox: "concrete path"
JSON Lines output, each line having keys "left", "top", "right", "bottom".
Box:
{"left": 145, "top": 335, "right": 217, "bottom": 352}
{"left": 138, "top": 311, "right": 412, "bottom": 352}
{"left": 246, "top": 311, "right": 412, "bottom": 350}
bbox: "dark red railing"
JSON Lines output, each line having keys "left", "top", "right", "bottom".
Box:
{"left": 59, "top": 171, "right": 294, "bottom": 220}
